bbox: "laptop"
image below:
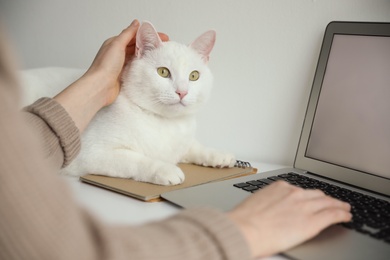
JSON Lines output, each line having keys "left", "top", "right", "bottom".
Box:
{"left": 161, "top": 21, "right": 390, "bottom": 260}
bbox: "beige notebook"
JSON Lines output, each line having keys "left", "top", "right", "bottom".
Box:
{"left": 80, "top": 163, "right": 257, "bottom": 202}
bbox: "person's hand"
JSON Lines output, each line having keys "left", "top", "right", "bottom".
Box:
{"left": 85, "top": 19, "right": 169, "bottom": 106}
{"left": 54, "top": 20, "right": 168, "bottom": 132}
{"left": 228, "top": 181, "right": 351, "bottom": 258}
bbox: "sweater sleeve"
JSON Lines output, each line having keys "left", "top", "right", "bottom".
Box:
{"left": 0, "top": 88, "right": 251, "bottom": 259}
{"left": 22, "top": 97, "right": 81, "bottom": 169}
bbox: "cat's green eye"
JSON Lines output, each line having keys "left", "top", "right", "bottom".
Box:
{"left": 157, "top": 67, "right": 171, "bottom": 78}
{"left": 189, "top": 70, "right": 200, "bottom": 81}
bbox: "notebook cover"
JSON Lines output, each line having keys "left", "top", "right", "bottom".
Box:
{"left": 79, "top": 163, "right": 257, "bottom": 202}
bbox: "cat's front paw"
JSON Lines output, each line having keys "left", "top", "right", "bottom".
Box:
{"left": 201, "top": 150, "right": 236, "bottom": 168}
{"left": 151, "top": 163, "right": 185, "bottom": 186}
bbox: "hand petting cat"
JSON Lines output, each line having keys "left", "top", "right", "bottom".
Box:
{"left": 60, "top": 20, "right": 236, "bottom": 185}
{"left": 54, "top": 19, "right": 168, "bottom": 132}
{"left": 86, "top": 19, "right": 169, "bottom": 106}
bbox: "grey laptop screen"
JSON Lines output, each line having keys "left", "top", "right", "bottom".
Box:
{"left": 306, "top": 34, "right": 390, "bottom": 180}
{"left": 294, "top": 22, "right": 390, "bottom": 196}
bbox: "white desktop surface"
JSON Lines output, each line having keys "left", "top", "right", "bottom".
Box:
{"left": 63, "top": 162, "right": 288, "bottom": 260}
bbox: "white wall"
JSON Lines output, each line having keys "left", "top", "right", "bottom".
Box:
{"left": 1, "top": 0, "right": 389, "bottom": 165}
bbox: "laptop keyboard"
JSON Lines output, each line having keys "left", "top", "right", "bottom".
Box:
{"left": 233, "top": 172, "right": 390, "bottom": 244}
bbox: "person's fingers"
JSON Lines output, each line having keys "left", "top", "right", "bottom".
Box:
{"left": 260, "top": 181, "right": 303, "bottom": 200}
{"left": 301, "top": 195, "right": 351, "bottom": 215}
{"left": 311, "top": 207, "right": 352, "bottom": 234}
{"left": 250, "top": 181, "right": 295, "bottom": 201}
{"left": 125, "top": 32, "right": 168, "bottom": 49}
{"left": 123, "top": 32, "right": 169, "bottom": 64}
{"left": 125, "top": 45, "right": 136, "bottom": 54}
{"left": 101, "top": 36, "right": 116, "bottom": 47}
{"left": 127, "top": 37, "right": 136, "bottom": 47}
{"left": 293, "top": 188, "right": 326, "bottom": 200}
{"left": 158, "top": 32, "right": 169, "bottom": 42}
{"left": 116, "top": 19, "right": 140, "bottom": 46}
{"left": 236, "top": 181, "right": 298, "bottom": 213}
{"left": 103, "top": 21, "right": 168, "bottom": 54}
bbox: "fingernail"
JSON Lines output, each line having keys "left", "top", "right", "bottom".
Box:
{"left": 130, "top": 19, "right": 139, "bottom": 27}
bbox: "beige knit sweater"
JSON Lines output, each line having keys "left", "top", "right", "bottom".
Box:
{"left": 0, "top": 82, "right": 251, "bottom": 259}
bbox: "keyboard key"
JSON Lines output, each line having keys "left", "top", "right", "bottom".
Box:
{"left": 233, "top": 182, "right": 249, "bottom": 188}
{"left": 268, "top": 176, "right": 283, "bottom": 181}
{"left": 242, "top": 185, "right": 258, "bottom": 192}
{"left": 278, "top": 173, "right": 290, "bottom": 178}
{"left": 247, "top": 180, "right": 265, "bottom": 186}
{"left": 258, "top": 178, "right": 274, "bottom": 185}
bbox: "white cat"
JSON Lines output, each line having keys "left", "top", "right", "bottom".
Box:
{"left": 62, "top": 22, "right": 236, "bottom": 185}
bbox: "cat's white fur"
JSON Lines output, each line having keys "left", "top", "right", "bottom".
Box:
{"left": 60, "top": 22, "right": 235, "bottom": 185}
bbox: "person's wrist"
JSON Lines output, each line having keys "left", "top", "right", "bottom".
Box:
{"left": 82, "top": 69, "right": 119, "bottom": 108}
{"left": 227, "top": 211, "right": 258, "bottom": 258}
{"left": 80, "top": 70, "right": 117, "bottom": 109}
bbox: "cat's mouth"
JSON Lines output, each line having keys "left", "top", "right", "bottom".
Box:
{"left": 164, "top": 99, "right": 187, "bottom": 107}
{"left": 169, "top": 102, "right": 187, "bottom": 108}
{"left": 179, "top": 100, "right": 187, "bottom": 107}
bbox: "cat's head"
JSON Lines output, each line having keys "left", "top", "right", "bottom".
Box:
{"left": 121, "top": 21, "right": 216, "bottom": 118}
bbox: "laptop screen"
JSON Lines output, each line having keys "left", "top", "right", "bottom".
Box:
{"left": 294, "top": 22, "right": 390, "bottom": 196}
{"left": 306, "top": 34, "right": 390, "bottom": 180}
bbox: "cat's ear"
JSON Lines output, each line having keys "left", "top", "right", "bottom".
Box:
{"left": 189, "top": 30, "right": 216, "bottom": 63}
{"left": 136, "top": 22, "right": 163, "bottom": 58}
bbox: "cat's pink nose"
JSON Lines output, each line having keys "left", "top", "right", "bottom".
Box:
{"left": 176, "top": 90, "right": 188, "bottom": 99}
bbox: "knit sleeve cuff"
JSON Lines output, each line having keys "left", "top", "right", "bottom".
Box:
{"left": 24, "top": 97, "right": 81, "bottom": 167}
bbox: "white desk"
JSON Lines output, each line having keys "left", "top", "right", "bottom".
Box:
{"left": 63, "top": 162, "right": 288, "bottom": 260}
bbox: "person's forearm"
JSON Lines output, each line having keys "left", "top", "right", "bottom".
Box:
{"left": 54, "top": 71, "right": 114, "bottom": 133}
{"left": 111, "top": 208, "right": 251, "bottom": 260}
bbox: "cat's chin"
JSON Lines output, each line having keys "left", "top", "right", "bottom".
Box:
{"left": 157, "top": 104, "right": 196, "bottom": 118}
{"left": 160, "top": 99, "right": 186, "bottom": 107}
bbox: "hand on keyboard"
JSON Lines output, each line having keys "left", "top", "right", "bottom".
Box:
{"left": 234, "top": 172, "right": 390, "bottom": 244}
{"left": 228, "top": 180, "right": 352, "bottom": 259}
